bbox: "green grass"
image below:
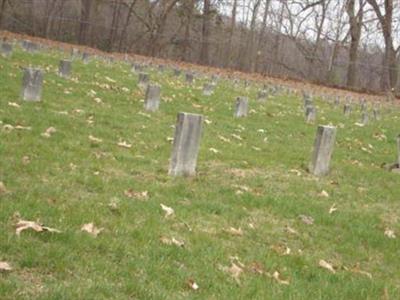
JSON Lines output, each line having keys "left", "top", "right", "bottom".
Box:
{"left": 1, "top": 45, "right": 400, "bottom": 299}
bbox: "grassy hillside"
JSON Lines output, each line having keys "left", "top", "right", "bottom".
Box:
{"left": 1, "top": 43, "right": 399, "bottom": 300}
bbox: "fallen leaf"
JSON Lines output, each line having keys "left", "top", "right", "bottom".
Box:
{"left": 124, "top": 189, "right": 149, "bottom": 201}
{"left": 222, "top": 262, "right": 243, "bottom": 283}
{"left": 299, "top": 214, "right": 314, "bottom": 225}
{"left": 187, "top": 279, "right": 199, "bottom": 291}
{"left": 8, "top": 102, "right": 20, "bottom": 108}
{"left": 15, "top": 220, "right": 61, "bottom": 236}
{"left": 319, "top": 190, "right": 329, "bottom": 197}
{"left": 319, "top": 259, "right": 336, "bottom": 273}
{"left": 384, "top": 228, "right": 396, "bottom": 239}
{"left": 89, "top": 135, "right": 103, "bottom": 143}
{"left": 117, "top": 141, "right": 132, "bottom": 149}
{"left": 160, "top": 204, "right": 174, "bottom": 218}
{"left": 81, "top": 223, "right": 103, "bottom": 237}
{"left": 0, "top": 261, "right": 12, "bottom": 272}
{"left": 350, "top": 264, "right": 372, "bottom": 279}
{"left": 272, "top": 271, "right": 290, "bottom": 285}
{"left": 225, "top": 227, "right": 243, "bottom": 236}
{"left": 0, "top": 181, "right": 8, "bottom": 194}
{"left": 41, "top": 127, "right": 56, "bottom": 138}
{"left": 160, "top": 236, "right": 185, "bottom": 247}
{"left": 329, "top": 204, "right": 338, "bottom": 214}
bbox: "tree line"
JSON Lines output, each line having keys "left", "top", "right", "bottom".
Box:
{"left": 0, "top": 0, "right": 399, "bottom": 94}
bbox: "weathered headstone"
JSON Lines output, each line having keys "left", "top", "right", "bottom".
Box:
{"left": 144, "top": 84, "right": 161, "bottom": 112}
{"left": 131, "top": 63, "right": 142, "bottom": 73}
{"left": 373, "top": 107, "right": 381, "bottom": 121}
{"left": 360, "top": 112, "right": 369, "bottom": 125}
{"left": 203, "top": 83, "right": 214, "bottom": 96}
{"left": 21, "top": 68, "right": 43, "bottom": 102}
{"left": 1, "top": 42, "right": 13, "bottom": 57}
{"left": 360, "top": 99, "right": 367, "bottom": 112}
{"left": 309, "top": 125, "right": 337, "bottom": 176}
{"left": 257, "top": 90, "right": 268, "bottom": 102}
{"left": 138, "top": 72, "right": 149, "bottom": 89}
{"left": 234, "top": 97, "right": 249, "bottom": 118}
{"left": 185, "top": 73, "right": 194, "bottom": 84}
{"left": 71, "top": 48, "right": 80, "bottom": 59}
{"left": 82, "top": 52, "right": 90, "bottom": 64}
{"left": 343, "top": 103, "right": 352, "bottom": 117}
{"left": 22, "top": 40, "right": 38, "bottom": 53}
{"left": 59, "top": 60, "right": 72, "bottom": 78}
{"left": 334, "top": 96, "right": 340, "bottom": 107}
{"left": 173, "top": 68, "right": 181, "bottom": 76}
{"left": 305, "top": 105, "right": 316, "bottom": 123}
{"left": 168, "top": 112, "right": 204, "bottom": 176}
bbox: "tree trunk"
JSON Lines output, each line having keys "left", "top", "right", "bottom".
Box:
{"left": 200, "top": 0, "right": 211, "bottom": 65}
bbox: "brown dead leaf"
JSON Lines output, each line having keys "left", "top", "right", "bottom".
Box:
{"left": 319, "top": 259, "right": 336, "bottom": 274}
{"left": 319, "top": 190, "right": 329, "bottom": 197}
{"left": 124, "top": 189, "right": 149, "bottom": 201}
{"left": 117, "top": 141, "right": 132, "bottom": 149}
{"left": 0, "top": 261, "right": 12, "bottom": 272}
{"left": 81, "top": 223, "right": 103, "bottom": 237}
{"left": 222, "top": 262, "right": 243, "bottom": 283}
{"left": 299, "top": 214, "right": 314, "bottom": 225}
{"left": 350, "top": 263, "right": 372, "bottom": 279}
{"left": 329, "top": 203, "right": 338, "bottom": 214}
{"left": 15, "top": 220, "right": 61, "bottom": 236}
{"left": 384, "top": 228, "right": 396, "bottom": 239}
{"left": 0, "top": 181, "right": 9, "bottom": 195}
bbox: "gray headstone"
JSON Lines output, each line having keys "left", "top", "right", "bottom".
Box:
{"left": 173, "top": 68, "right": 181, "bottom": 76}
{"left": 144, "top": 84, "right": 161, "bottom": 112}
{"left": 309, "top": 125, "right": 337, "bottom": 176}
{"left": 71, "top": 48, "right": 80, "bottom": 59}
{"left": 82, "top": 53, "right": 90, "bottom": 64}
{"left": 234, "top": 97, "right": 249, "bottom": 118}
{"left": 343, "top": 104, "right": 352, "bottom": 117}
{"left": 22, "top": 40, "right": 38, "bottom": 53}
{"left": 257, "top": 90, "right": 268, "bottom": 101}
{"left": 138, "top": 72, "right": 149, "bottom": 89}
{"left": 373, "top": 107, "right": 381, "bottom": 121}
{"left": 21, "top": 68, "right": 43, "bottom": 102}
{"left": 185, "top": 73, "right": 194, "bottom": 84}
{"left": 131, "top": 63, "right": 143, "bottom": 74}
{"left": 360, "top": 99, "right": 367, "bottom": 112}
{"left": 203, "top": 83, "right": 214, "bottom": 96}
{"left": 59, "top": 60, "right": 72, "bottom": 78}
{"left": 334, "top": 96, "right": 340, "bottom": 107}
{"left": 1, "top": 42, "right": 13, "bottom": 57}
{"left": 305, "top": 105, "right": 316, "bottom": 123}
{"left": 169, "top": 112, "right": 204, "bottom": 176}
{"left": 360, "top": 112, "right": 369, "bottom": 125}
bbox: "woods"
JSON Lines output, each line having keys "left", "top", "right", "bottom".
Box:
{"left": 0, "top": 0, "right": 399, "bottom": 93}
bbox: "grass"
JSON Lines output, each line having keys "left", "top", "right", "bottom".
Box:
{"left": 1, "top": 44, "right": 400, "bottom": 299}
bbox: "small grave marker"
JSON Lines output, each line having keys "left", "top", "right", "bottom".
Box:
{"left": 234, "top": 97, "right": 248, "bottom": 118}
{"left": 309, "top": 125, "right": 337, "bottom": 176}
{"left": 21, "top": 68, "right": 43, "bottom": 102}
{"left": 144, "top": 84, "right": 161, "bottom": 112}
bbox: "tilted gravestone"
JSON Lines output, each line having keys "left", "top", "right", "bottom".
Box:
{"left": 59, "top": 60, "right": 72, "bottom": 78}
{"left": 343, "top": 103, "right": 352, "bottom": 117}
{"left": 234, "top": 97, "right": 249, "bottom": 118}
{"left": 144, "top": 84, "right": 161, "bottom": 112}
{"left": 169, "top": 112, "right": 204, "bottom": 176}
{"left": 309, "top": 125, "right": 337, "bottom": 176}
{"left": 138, "top": 72, "right": 149, "bottom": 89}
{"left": 305, "top": 105, "right": 317, "bottom": 123}
{"left": 1, "top": 42, "right": 13, "bottom": 57}
{"left": 203, "top": 83, "right": 214, "bottom": 96}
{"left": 21, "top": 68, "right": 43, "bottom": 102}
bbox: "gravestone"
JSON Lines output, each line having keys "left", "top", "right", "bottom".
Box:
{"left": 203, "top": 83, "right": 214, "bottom": 96}
{"left": 257, "top": 90, "right": 268, "bottom": 102}
{"left": 131, "top": 63, "right": 143, "bottom": 73}
{"left": 305, "top": 105, "right": 316, "bottom": 123}
{"left": 373, "top": 107, "right": 381, "bottom": 120}
{"left": 334, "top": 96, "right": 340, "bottom": 107}
{"left": 360, "top": 99, "right": 367, "bottom": 112}
{"left": 185, "top": 73, "right": 194, "bottom": 84}
{"left": 309, "top": 125, "right": 337, "bottom": 176}
{"left": 144, "top": 84, "right": 161, "bottom": 112}
{"left": 138, "top": 72, "right": 149, "bottom": 89}
{"left": 82, "top": 53, "right": 90, "bottom": 64}
{"left": 71, "top": 48, "right": 80, "bottom": 59}
{"left": 59, "top": 60, "right": 72, "bottom": 78}
{"left": 360, "top": 112, "right": 369, "bottom": 125}
{"left": 21, "top": 68, "right": 43, "bottom": 102}
{"left": 169, "top": 112, "right": 204, "bottom": 176}
{"left": 343, "top": 103, "right": 352, "bottom": 117}
{"left": 173, "top": 68, "right": 181, "bottom": 76}
{"left": 1, "top": 42, "right": 13, "bottom": 57}
{"left": 303, "top": 93, "right": 313, "bottom": 109}
{"left": 22, "top": 40, "right": 38, "bottom": 53}
{"left": 234, "top": 97, "right": 249, "bottom": 118}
